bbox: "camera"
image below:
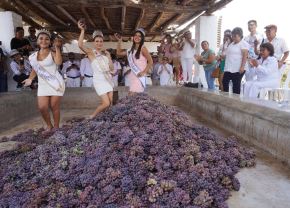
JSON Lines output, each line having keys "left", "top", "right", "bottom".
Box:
{"left": 19, "top": 57, "right": 24, "bottom": 65}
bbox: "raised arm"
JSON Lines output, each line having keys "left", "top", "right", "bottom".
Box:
{"left": 51, "top": 38, "right": 63, "bottom": 65}
{"left": 114, "top": 33, "right": 127, "bottom": 57}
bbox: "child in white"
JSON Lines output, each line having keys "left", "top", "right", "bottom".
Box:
{"left": 158, "top": 57, "right": 173, "bottom": 86}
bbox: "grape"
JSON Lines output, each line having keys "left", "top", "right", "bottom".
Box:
{"left": 0, "top": 94, "right": 255, "bottom": 207}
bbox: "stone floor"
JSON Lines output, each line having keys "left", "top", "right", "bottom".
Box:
{"left": 0, "top": 109, "right": 290, "bottom": 208}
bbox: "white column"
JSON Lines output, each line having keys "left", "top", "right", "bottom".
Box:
{"left": 0, "top": 11, "right": 23, "bottom": 53}
{"left": 194, "top": 15, "right": 218, "bottom": 88}
{"left": 0, "top": 11, "right": 23, "bottom": 91}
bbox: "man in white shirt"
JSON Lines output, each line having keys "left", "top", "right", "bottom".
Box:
{"left": 263, "top": 25, "right": 289, "bottom": 68}
{"left": 62, "top": 52, "right": 81, "bottom": 87}
{"left": 244, "top": 20, "right": 264, "bottom": 82}
{"left": 264, "top": 24, "right": 289, "bottom": 88}
{"left": 80, "top": 55, "right": 93, "bottom": 87}
{"left": 244, "top": 20, "right": 263, "bottom": 59}
{"left": 9, "top": 49, "right": 32, "bottom": 89}
{"left": 179, "top": 31, "right": 196, "bottom": 83}
{"left": 157, "top": 56, "right": 173, "bottom": 86}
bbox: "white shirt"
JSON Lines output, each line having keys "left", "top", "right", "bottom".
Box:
{"left": 264, "top": 37, "right": 289, "bottom": 60}
{"left": 224, "top": 40, "right": 249, "bottom": 73}
{"left": 248, "top": 56, "right": 280, "bottom": 81}
{"left": 80, "top": 57, "right": 93, "bottom": 77}
{"left": 180, "top": 39, "right": 195, "bottom": 59}
{"left": 122, "top": 65, "right": 131, "bottom": 86}
{"left": 112, "top": 60, "right": 121, "bottom": 80}
{"left": 244, "top": 32, "right": 264, "bottom": 59}
{"left": 62, "top": 60, "right": 81, "bottom": 78}
{"left": 10, "top": 59, "right": 31, "bottom": 76}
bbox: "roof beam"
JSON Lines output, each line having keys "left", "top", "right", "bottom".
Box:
{"left": 32, "top": 0, "right": 209, "bottom": 13}
{"left": 135, "top": 8, "right": 145, "bottom": 30}
{"left": 124, "top": 0, "right": 209, "bottom": 13}
{"left": 121, "top": 6, "right": 126, "bottom": 32}
{"left": 160, "top": 14, "right": 183, "bottom": 32}
{"left": 81, "top": 6, "right": 97, "bottom": 28}
{"left": 100, "top": 7, "right": 113, "bottom": 31}
{"left": 30, "top": 1, "right": 67, "bottom": 25}
{"left": 56, "top": 5, "right": 78, "bottom": 25}
{"left": 206, "top": 0, "right": 233, "bottom": 14}
{"left": 147, "top": 12, "right": 163, "bottom": 32}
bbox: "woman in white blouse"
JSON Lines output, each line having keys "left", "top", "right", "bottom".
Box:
{"left": 223, "top": 27, "right": 249, "bottom": 94}
{"left": 244, "top": 43, "right": 280, "bottom": 98}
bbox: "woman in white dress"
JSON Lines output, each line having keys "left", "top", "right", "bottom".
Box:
{"left": 77, "top": 20, "right": 114, "bottom": 119}
{"left": 23, "top": 30, "right": 65, "bottom": 131}
{"left": 244, "top": 43, "right": 280, "bottom": 98}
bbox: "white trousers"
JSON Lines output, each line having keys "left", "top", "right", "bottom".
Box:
{"left": 244, "top": 79, "right": 279, "bottom": 98}
{"left": 66, "top": 77, "right": 81, "bottom": 87}
{"left": 181, "top": 58, "right": 194, "bottom": 82}
{"left": 82, "top": 77, "right": 93, "bottom": 87}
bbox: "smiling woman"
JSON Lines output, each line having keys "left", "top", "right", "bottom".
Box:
{"left": 22, "top": 30, "right": 65, "bottom": 133}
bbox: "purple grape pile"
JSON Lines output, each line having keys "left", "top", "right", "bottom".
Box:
{"left": 0, "top": 94, "right": 255, "bottom": 207}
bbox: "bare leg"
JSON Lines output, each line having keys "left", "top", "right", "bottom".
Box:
{"left": 38, "top": 96, "right": 53, "bottom": 130}
{"left": 50, "top": 96, "right": 61, "bottom": 128}
{"left": 90, "top": 94, "right": 111, "bottom": 118}
{"left": 108, "top": 91, "right": 113, "bottom": 106}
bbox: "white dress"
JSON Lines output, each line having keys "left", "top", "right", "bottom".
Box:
{"left": 91, "top": 55, "right": 113, "bottom": 96}
{"left": 30, "top": 52, "right": 65, "bottom": 96}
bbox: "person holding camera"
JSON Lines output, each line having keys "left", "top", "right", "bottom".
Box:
{"left": 9, "top": 49, "right": 32, "bottom": 90}
{"left": 178, "top": 30, "right": 196, "bottom": 83}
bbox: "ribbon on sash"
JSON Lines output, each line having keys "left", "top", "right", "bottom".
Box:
{"left": 127, "top": 50, "right": 146, "bottom": 88}
{"left": 29, "top": 52, "right": 65, "bottom": 93}
{"left": 93, "top": 51, "right": 114, "bottom": 87}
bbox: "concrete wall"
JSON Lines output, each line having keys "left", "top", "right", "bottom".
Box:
{"left": 0, "top": 87, "right": 289, "bottom": 166}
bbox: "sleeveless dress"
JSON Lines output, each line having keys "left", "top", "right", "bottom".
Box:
{"left": 128, "top": 49, "right": 147, "bottom": 93}
{"left": 30, "top": 51, "right": 65, "bottom": 96}
{"left": 91, "top": 54, "right": 113, "bottom": 96}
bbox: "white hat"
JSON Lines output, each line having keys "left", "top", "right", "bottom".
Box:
{"left": 37, "top": 29, "right": 51, "bottom": 38}
{"left": 10, "top": 49, "right": 20, "bottom": 57}
{"left": 92, "top": 30, "right": 104, "bottom": 39}
{"left": 136, "top": 28, "right": 145, "bottom": 36}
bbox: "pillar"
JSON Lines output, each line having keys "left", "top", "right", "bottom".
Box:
{"left": 0, "top": 11, "right": 23, "bottom": 91}
{"left": 194, "top": 15, "right": 218, "bottom": 88}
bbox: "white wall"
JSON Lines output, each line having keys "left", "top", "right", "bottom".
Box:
{"left": 0, "top": 11, "right": 22, "bottom": 53}
{"left": 63, "top": 41, "right": 160, "bottom": 53}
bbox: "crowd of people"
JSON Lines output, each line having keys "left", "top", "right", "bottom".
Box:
{"left": 0, "top": 19, "right": 289, "bottom": 131}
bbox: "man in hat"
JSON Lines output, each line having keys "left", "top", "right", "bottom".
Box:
{"left": 179, "top": 30, "right": 196, "bottom": 83}
{"left": 263, "top": 25, "right": 289, "bottom": 70}
{"left": 9, "top": 49, "right": 32, "bottom": 90}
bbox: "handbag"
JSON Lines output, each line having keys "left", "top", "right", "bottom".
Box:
{"left": 211, "top": 67, "right": 220, "bottom": 78}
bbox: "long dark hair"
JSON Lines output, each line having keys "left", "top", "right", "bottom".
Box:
{"left": 130, "top": 31, "right": 145, "bottom": 59}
